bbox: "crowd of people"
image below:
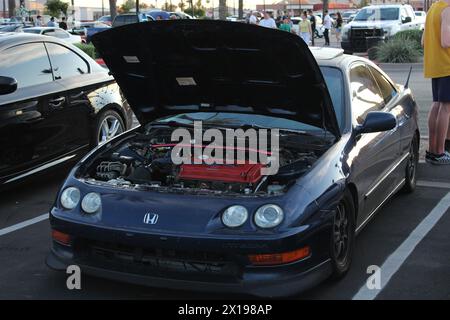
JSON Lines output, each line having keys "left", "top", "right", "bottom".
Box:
{"left": 32, "top": 15, "right": 68, "bottom": 30}
{"left": 246, "top": 10, "right": 343, "bottom": 46}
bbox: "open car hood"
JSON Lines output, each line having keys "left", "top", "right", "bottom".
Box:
{"left": 92, "top": 20, "right": 341, "bottom": 138}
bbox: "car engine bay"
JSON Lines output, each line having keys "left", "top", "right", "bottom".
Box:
{"left": 79, "top": 126, "right": 330, "bottom": 196}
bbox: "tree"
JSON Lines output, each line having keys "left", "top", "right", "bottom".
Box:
{"left": 119, "top": 0, "right": 135, "bottom": 13}
{"left": 45, "top": 0, "right": 69, "bottom": 17}
{"left": 178, "top": 0, "right": 186, "bottom": 12}
{"left": 238, "top": 0, "right": 243, "bottom": 19}
{"left": 7, "top": 0, "right": 15, "bottom": 17}
{"left": 322, "top": 0, "right": 328, "bottom": 17}
{"left": 219, "top": 0, "right": 226, "bottom": 20}
{"left": 109, "top": 0, "right": 117, "bottom": 20}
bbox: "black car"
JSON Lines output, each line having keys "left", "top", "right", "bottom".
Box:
{"left": 47, "top": 21, "right": 419, "bottom": 297}
{"left": 0, "top": 33, "right": 133, "bottom": 187}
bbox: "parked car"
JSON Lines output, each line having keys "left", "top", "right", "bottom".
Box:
{"left": 23, "top": 27, "right": 83, "bottom": 44}
{"left": 341, "top": 4, "right": 424, "bottom": 54}
{"left": 0, "top": 33, "right": 133, "bottom": 188}
{"left": 46, "top": 21, "right": 419, "bottom": 297}
{"left": 112, "top": 13, "right": 154, "bottom": 28}
{"left": 414, "top": 10, "right": 426, "bottom": 25}
{"left": 97, "top": 15, "right": 112, "bottom": 26}
{"left": 342, "top": 10, "right": 358, "bottom": 24}
{"left": 0, "top": 23, "right": 30, "bottom": 32}
{"left": 143, "top": 9, "right": 171, "bottom": 20}
{"left": 169, "top": 12, "right": 195, "bottom": 19}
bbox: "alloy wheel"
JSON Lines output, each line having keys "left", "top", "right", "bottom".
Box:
{"left": 98, "top": 115, "right": 123, "bottom": 144}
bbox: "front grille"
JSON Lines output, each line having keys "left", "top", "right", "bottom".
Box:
{"left": 74, "top": 239, "right": 241, "bottom": 281}
{"left": 350, "top": 28, "right": 384, "bottom": 52}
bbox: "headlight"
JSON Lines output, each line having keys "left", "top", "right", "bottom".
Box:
{"left": 81, "top": 192, "right": 102, "bottom": 214}
{"left": 254, "top": 204, "right": 284, "bottom": 229}
{"left": 222, "top": 205, "right": 248, "bottom": 228}
{"left": 60, "top": 187, "right": 80, "bottom": 210}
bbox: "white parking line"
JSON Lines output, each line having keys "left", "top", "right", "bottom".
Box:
{"left": 352, "top": 191, "right": 450, "bottom": 300}
{"left": 0, "top": 213, "right": 48, "bottom": 237}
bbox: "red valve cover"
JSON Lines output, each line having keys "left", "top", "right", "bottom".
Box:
{"left": 179, "top": 163, "right": 264, "bottom": 184}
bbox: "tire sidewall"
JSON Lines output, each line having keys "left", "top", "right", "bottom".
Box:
{"left": 330, "top": 190, "right": 356, "bottom": 278}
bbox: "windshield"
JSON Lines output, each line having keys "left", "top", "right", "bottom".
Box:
{"left": 354, "top": 7, "right": 399, "bottom": 21}
{"left": 152, "top": 67, "right": 344, "bottom": 133}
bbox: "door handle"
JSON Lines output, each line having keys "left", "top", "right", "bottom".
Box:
{"left": 49, "top": 96, "right": 66, "bottom": 108}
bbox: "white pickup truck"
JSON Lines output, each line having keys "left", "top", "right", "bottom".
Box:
{"left": 341, "top": 4, "right": 424, "bottom": 54}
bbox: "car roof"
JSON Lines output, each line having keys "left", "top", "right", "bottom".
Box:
{"left": 25, "top": 27, "right": 60, "bottom": 30}
{"left": 0, "top": 32, "right": 68, "bottom": 50}
{"left": 310, "top": 47, "right": 345, "bottom": 61}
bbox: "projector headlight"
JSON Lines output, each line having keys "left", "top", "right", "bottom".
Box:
{"left": 222, "top": 205, "right": 248, "bottom": 228}
{"left": 60, "top": 187, "right": 80, "bottom": 210}
{"left": 81, "top": 192, "right": 102, "bottom": 214}
{"left": 254, "top": 204, "right": 284, "bottom": 229}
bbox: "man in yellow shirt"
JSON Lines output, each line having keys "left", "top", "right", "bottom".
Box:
{"left": 423, "top": 0, "right": 450, "bottom": 164}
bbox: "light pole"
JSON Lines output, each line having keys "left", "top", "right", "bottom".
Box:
{"left": 102, "top": 0, "right": 104, "bottom": 16}
{"left": 136, "top": 0, "right": 140, "bottom": 14}
{"left": 2, "top": 0, "right": 6, "bottom": 18}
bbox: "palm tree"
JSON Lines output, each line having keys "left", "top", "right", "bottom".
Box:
{"left": 109, "top": 0, "right": 117, "bottom": 20}
{"left": 7, "top": 0, "right": 15, "bottom": 17}
{"left": 322, "top": 0, "right": 328, "bottom": 16}
{"left": 218, "top": 0, "right": 226, "bottom": 20}
{"left": 238, "top": 0, "right": 242, "bottom": 19}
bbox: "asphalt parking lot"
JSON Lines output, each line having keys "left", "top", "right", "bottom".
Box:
{"left": 1, "top": 61, "right": 449, "bottom": 300}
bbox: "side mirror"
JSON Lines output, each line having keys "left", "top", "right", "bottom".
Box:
{"left": 0, "top": 76, "right": 18, "bottom": 95}
{"left": 355, "top": 111, "right": 397, "bottom": 135}
{"left": 402, "top": 16, "right": 412, "bottom": 24}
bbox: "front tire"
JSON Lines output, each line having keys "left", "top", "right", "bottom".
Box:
{"left": 330, "top": 190, "right": 356, "bottom": 279}
{"left": 402, "top": 135, "right": 419, "bottom": 193}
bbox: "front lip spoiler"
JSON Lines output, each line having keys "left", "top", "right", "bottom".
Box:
{"left": 46, "top": 250, "right": 332, "bottom": 297}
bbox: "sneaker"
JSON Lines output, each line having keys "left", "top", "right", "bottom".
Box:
{"left": 429, "top": 151, "right": 450, "bottom": 165}
{"left": 425, "top": 150, "right": 437, "bottom": 164}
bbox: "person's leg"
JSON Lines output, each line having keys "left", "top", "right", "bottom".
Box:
{"left": 446, "top": 122, "right": 450, "bottom": 151}
{"left": 428, "top": 101, "right": 440, "bottom": 154}
{"left": 435, "top": 102, "right": 450, "bottom": 154}
{"left": 311, "top": 28, "right": 315, "bottom": 46}
{"left": 324, "top": 29, "right": 329, "bottom": 45}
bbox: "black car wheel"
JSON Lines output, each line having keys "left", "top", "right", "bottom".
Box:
{"left": 94, "top": 109, "right": 125, "bottom": 146}
{"left": 402, "top": 135, "right": 419, "bottom": 193}
{"left": 330, "top": 190, "right": 355, "bottom": 279}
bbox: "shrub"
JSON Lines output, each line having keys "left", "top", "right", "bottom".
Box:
{"left": 367, "top": 46, "right": 378, "bottom": 61}
{"left": 376, "top": 39, "right": 420, "bottom": 63}
{"left": 392, "top": 29, "right": 423, "bottom": 51}
{"left": 74, "top": 43, "right": 98, "bottom": 59}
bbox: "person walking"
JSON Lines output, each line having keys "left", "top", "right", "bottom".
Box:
{"left": 335, "top": 12, "right": 343, "bottom": 43}
{"left": 59, "top": 16, "right": 68, "bottom": 30}
{"left": 423, "top": 0, "right": 450, "bottom": 164}
{"left": 47, "top": 17, "right": 57, "bottom": 27}
{"left": 323, "top": 10, "right": 333, "bottom": 46}
{"left": 278, "top": 16, "right": 292, "bottom": 33}
{"left": 308, "top": 9, "right": 316, "bottom": 46}
{"left": 34, "top": 15, "right": 43, "bottom": 27}
{"left": 249, "top": 11, "right": 258, "bottom": 25}
{"left": 299, "top": 11, "right": 312, "bottom": 45}
{"left": 259, "top": 12, "right": 277, "bottom": 29}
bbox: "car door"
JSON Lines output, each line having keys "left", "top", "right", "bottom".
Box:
{"left": 0, "top": 41, "right": 72, "bottom": 182}
{"left": 348, "top": 63, "right": 401, "bottom": 227}
{"left": 43, "top": 42, "right": 92, "bottom": 153}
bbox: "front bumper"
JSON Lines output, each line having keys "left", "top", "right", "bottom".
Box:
{"left": 47, "top": 212, "right": 334, "bottom": 297}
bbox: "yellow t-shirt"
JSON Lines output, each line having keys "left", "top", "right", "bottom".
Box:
{"left": 424, "top": 1, "right": 450, "bottom": 78}
{"left": 299, "top": 20, "right": 310, "bottom": 33}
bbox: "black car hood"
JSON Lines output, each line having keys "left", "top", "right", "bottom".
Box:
{"left": 92, "top": 20, "right": 340, "bottom": 137}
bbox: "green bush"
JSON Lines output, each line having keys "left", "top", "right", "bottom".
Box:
{"left": 376, "top": 39, "right": 420, "bottom": 63}
{"left": 74, "top": 43, "right": 99, "bottom": 59}
{"left": 392, "top": 29, "right": 423, "bottom": 51}
{"left": 367, "top": 46, "right": 378, "bottom": 61}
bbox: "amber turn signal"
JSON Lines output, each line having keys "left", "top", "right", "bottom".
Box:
{"left": 51, "top": 229, "right": 71, "bottom": 246}
{"left": 248, "top": 246, "right": 311, "bottom": 266}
